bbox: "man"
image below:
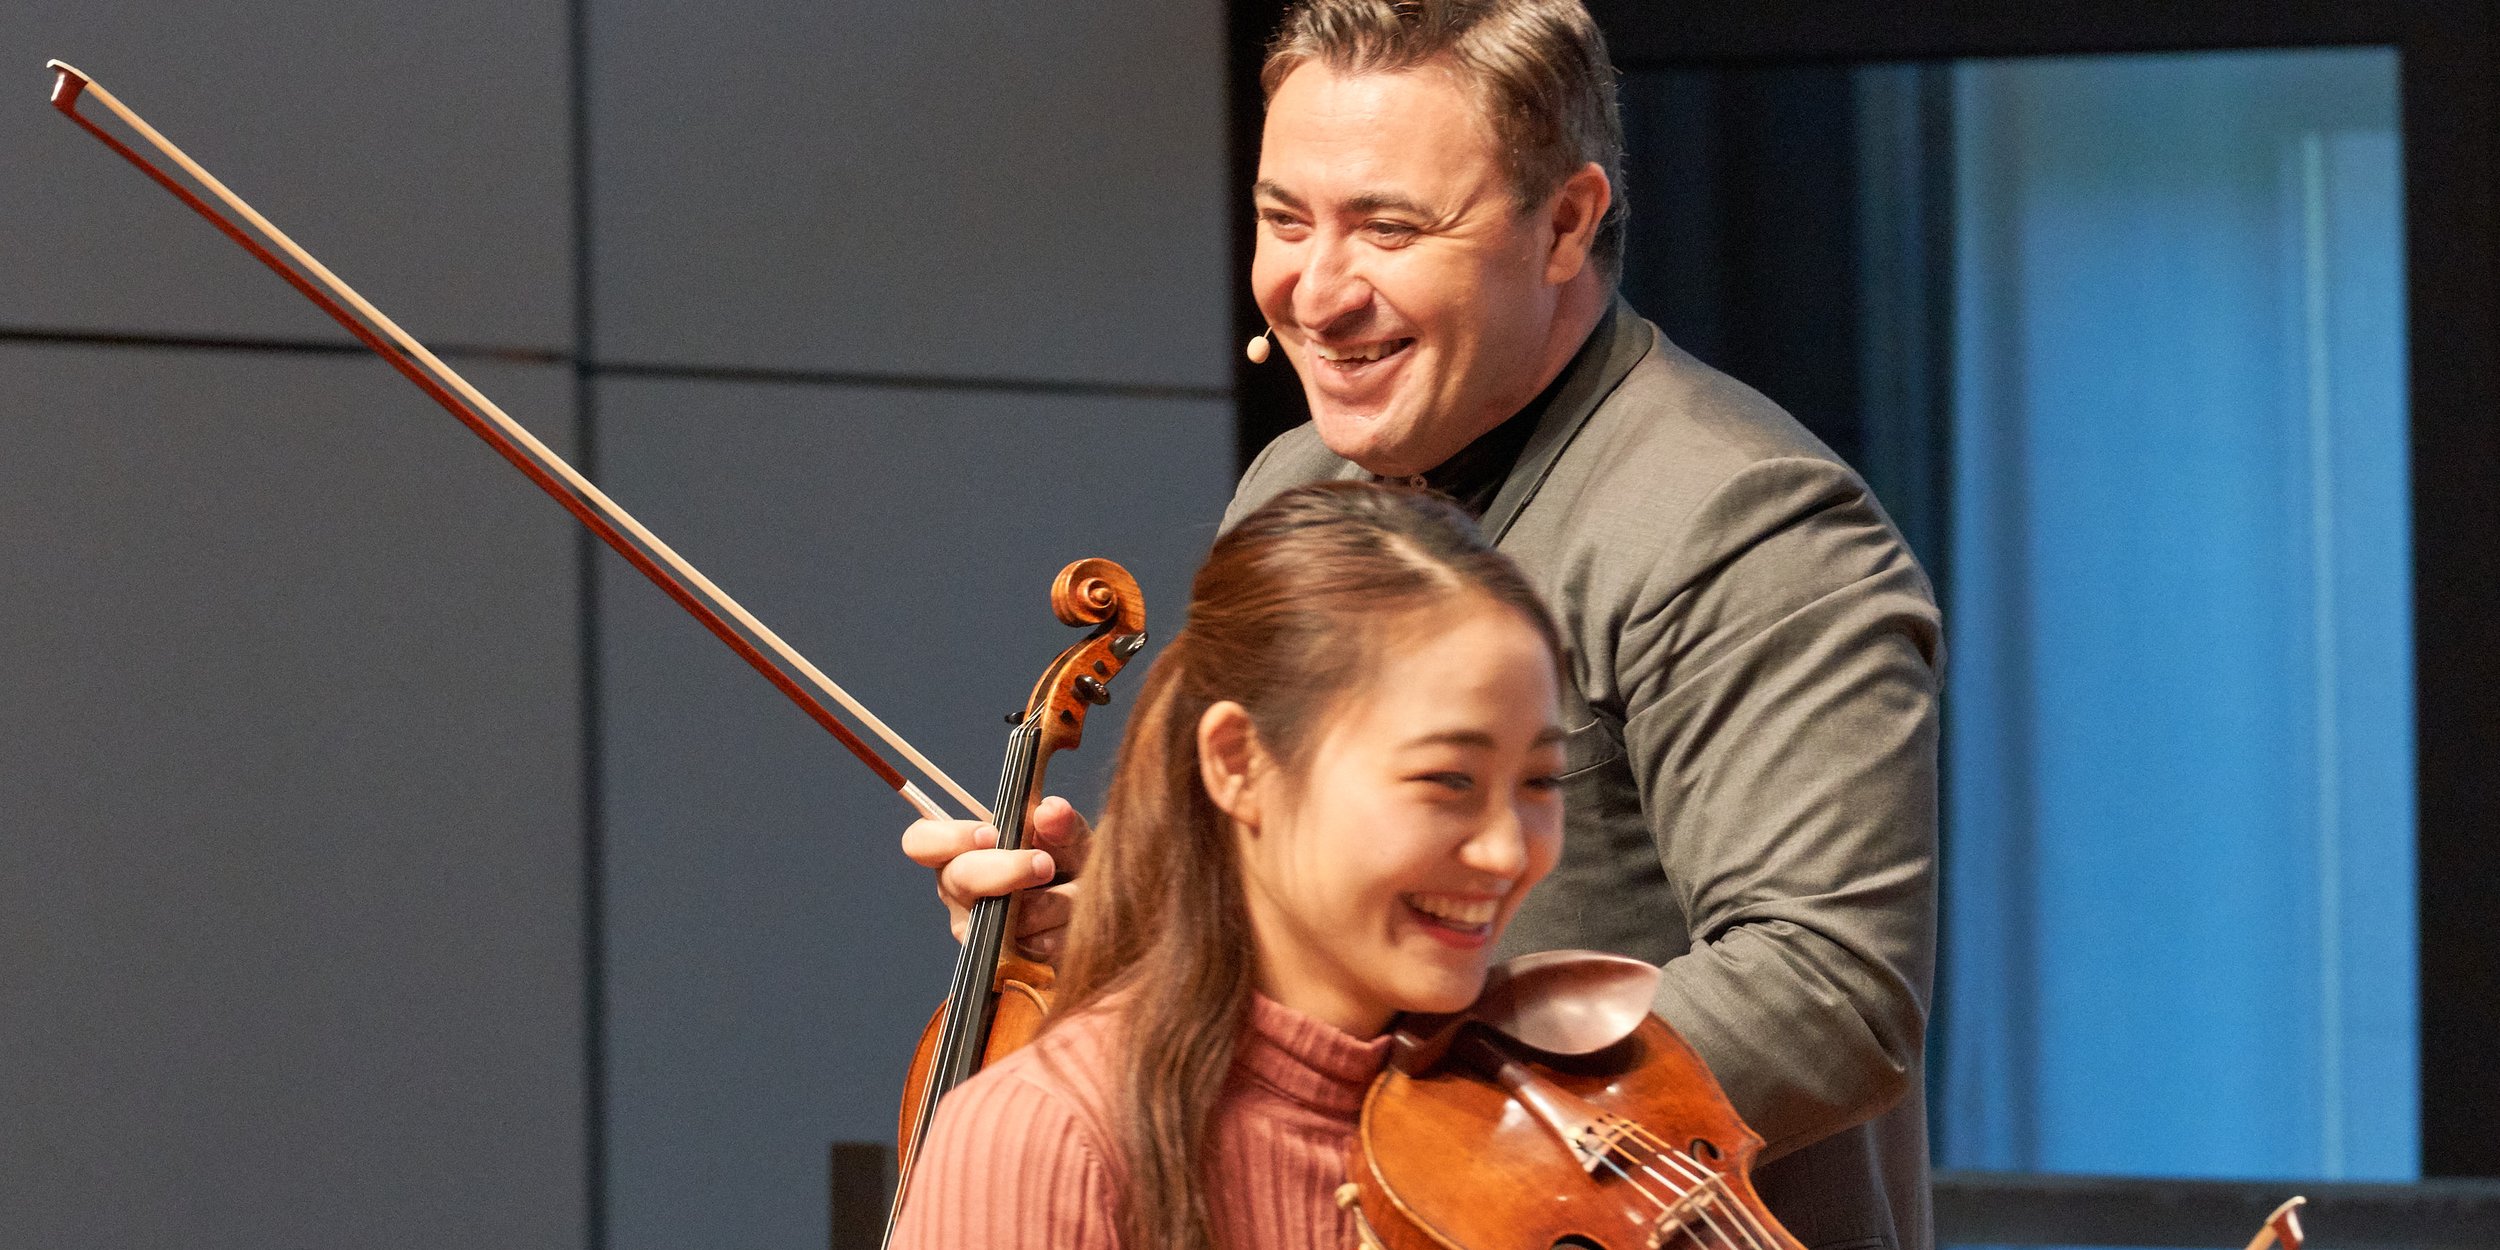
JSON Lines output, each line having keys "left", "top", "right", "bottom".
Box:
{"left": 905, "top": 3, "right": 1939, "bottom": 1247}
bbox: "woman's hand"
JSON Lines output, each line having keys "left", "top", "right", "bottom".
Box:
{"left": 900, "top": 795, "right": 1092, "bottom": 961}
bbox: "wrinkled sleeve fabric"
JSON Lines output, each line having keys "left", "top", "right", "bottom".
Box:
{"left": 1623, "top": 456, "right": 1940, "bottom": 1161}
{"left": 886, "top": 1067, "right": 1119, "bottom": 1250}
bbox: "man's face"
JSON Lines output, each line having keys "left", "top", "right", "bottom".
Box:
{"left": 1253, "top": 62, "right": 1573, "bottom": 478}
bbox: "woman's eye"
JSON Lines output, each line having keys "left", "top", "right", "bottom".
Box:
{"left": 1523, "top": 774, "right": 1563, "bottom": 794}
{"left": 1415, "top": 771, "right": 1474, "bottom": 792}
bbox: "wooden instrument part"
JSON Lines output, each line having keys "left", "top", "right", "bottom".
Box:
{"left": 1349, "top": 1002, "right": 1805, "bottom": 1250}
{"left": 884, "top": 558, "right": 1146, "bottom": 1245}
{"left": 1347, "top": 955, "right": 2308, "bottom": 1250}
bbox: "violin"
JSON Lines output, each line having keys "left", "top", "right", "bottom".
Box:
{"left": 1343, "top": 952, "right": 2309, "bottom": 1250}
{"left": 886, "top": 558, "right": 1147, "bottom": 1245}
{"left": 1339, "top": 951, "right": 1803, "bottom": 1250}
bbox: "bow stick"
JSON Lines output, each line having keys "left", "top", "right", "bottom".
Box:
{"left": 45, "top": 59, "right": 991, "bottom": 824}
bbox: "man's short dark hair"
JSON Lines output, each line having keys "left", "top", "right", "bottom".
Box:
{"left": 1262, "top": 0, "right": 1628, "bottom": 282}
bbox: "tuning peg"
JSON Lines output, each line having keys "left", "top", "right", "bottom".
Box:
{"left": 1111, "top": 631, "right": 1149, "bottom": 661}
{"left": 1004, "top": 710, "right": 1024, "bottom": 725}
{"left": 1073, "top": 675, "right": 1111, "bottom": 705}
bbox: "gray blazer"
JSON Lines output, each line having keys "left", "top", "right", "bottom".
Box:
{"left": 1223, "top": 304, "right": 1941, "bottom": 1250}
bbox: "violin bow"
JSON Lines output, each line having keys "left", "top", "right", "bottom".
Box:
{"left": 44, "top": 59, "right": 991, "bottom": 824}
{"left": 2244, "top": 1196, "right": 2305, "bottom": 1250}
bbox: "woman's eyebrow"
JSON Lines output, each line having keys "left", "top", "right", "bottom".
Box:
{"left": 1402, "top": 726, "right": 1569, "bottom": 749}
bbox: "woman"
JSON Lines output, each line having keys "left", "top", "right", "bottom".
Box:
{"left": 890, "top": 481, "right": 1570, "bottom": 1250}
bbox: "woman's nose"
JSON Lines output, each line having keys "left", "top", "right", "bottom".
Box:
{"left": 1461, "top": 806, "right": 1532, "bottom": 879}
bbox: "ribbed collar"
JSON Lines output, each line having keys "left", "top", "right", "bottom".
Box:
{"left": 1236, "top": 994, "right": 1392, "bottom": 1120}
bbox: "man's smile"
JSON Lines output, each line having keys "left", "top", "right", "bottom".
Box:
{"left": 1310, "top": 337, "right": 1416, "bottom": 366}
{"left": 1307, "top": 337, "right": 1418, "bottom": 406}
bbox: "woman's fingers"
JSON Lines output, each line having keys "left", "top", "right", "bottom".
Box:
{"left": 900, "top": 817, "right": 991, "bottom": 868}
{"left": 938, "top": 846, "right": 1055, "bottom": 910}
{"left": 1027, "top": 797, "right": 1094, "bottom": 876}
{"left": 902, "top": 810, "right": 1070, "bottom": 948}
{"left": 1013, "top": 883, "right": 1079, "bottom": 963}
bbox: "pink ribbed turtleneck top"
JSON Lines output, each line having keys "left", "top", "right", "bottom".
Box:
{"left": 888, "top": 994, "right": 1393, "bottom": 1250}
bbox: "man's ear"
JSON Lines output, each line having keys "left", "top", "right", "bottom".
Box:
{"left": 1198, "top": 701, "right": 1268, "bottom": 829}
{"left": 1542, "top": 162, "right": 1612, "bottom": 286}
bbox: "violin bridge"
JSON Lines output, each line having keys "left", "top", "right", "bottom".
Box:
{"left": 1645, "top": 1172, "right": 1735, "bottom": 1250}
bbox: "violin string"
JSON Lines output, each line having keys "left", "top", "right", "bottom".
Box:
{"left": 1600, "top": 1145, "right": 1740, "bottom": 1250}
{"left": 1638, "top": 1143, "right": 1769, "bottom": 1250}
{"left": 1573, "top": 1121, "right": 1748, "bottom": 1250}
{"left": 1652, "top": 1146, "right": 1778, "bottom": 1250}
{"left": 1622, "top": 1128, "right": 1775, "bottom": 1250}
{"left": 1581, "top": 1149, "right": 1689, "bottom": 1235}
{"left": 1602, "top": 1124, "right": 1759, "bottom": 1250}
{"left": 45, "top": 62, "right": 992, "bottom": 824}
{"left": 932, "top": 725, "right": 1040, "bottom": 1082}
{"left": 1621, "top": 1150, "right": 1748, "bottom": 1250}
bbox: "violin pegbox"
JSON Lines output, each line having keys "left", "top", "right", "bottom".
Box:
{"left": 1019, "top": 558, "right": 1149, "bottom": 759}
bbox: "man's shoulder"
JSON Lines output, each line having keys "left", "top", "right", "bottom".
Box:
{"left": 1571, "top": 329, "right": 1851, "bottom": 499}
{"left": 1522, "top": 329, "right": 1880, "bottom": 546}
{"left": 1513, "top": 326, "right": 1929, "bottom": 623}
{"left": 1220, "top": 423, "right": 1358, "bottom": 534}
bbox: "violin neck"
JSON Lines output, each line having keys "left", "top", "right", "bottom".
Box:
{"left": 924, "top": 723, "right": 1045, "bottom": 1108}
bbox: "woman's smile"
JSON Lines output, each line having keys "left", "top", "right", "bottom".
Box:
{"left": 1402, "top": 890, "right": 1506, "bottom": 945}
{"left": 1226, "top": 594, "right": 1567, "bottom": 1036}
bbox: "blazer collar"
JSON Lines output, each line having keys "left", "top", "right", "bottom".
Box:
{"left": 1479, "top": 293, "right": 1656, "bottom": 544}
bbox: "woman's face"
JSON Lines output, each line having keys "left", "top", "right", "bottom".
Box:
{"left": 1215, "top": 595, "right": 1566, "bottom": 1037}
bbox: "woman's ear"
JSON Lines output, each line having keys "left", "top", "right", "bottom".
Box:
{"left": 1197, "top": 701, "right": 1266, "bottom": 830}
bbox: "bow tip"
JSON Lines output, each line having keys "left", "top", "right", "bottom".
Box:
{"left": 47, "top": 59, "right": 91, "bottom": 108}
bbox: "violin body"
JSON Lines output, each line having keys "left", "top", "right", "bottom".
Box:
{"left": 894, "top": 955, "right": 1053, "bottom": 1168}
{"left": 1348, "top": 969, "right": 1806, "bottom": 1250}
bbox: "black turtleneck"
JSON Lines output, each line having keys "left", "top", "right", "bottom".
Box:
{"left": 1391, "top": 300, "right": 1625, "bottom": 519}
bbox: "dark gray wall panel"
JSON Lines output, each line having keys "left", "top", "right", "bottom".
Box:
{"left": 590, "top": 0, "right": 1228, "bottom": 390}
{"left": 0, "top": 345, "right": 585, "bottom": 1249}
{"left": 0, "top": 1, "right": 570, "bottom": 348}
{"left": 596, "top": 375, "right": 1231, "bottom": 1248}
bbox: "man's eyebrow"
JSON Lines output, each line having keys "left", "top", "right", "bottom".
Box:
{"left": 1251, "top": 182, "right": 1436, "bottom": 220}
{"left": 1252, "top": 180, "right": 1305, "bottom": 210}
{"left": 1345, "top": 190, "right": 1435, "bottom": 217}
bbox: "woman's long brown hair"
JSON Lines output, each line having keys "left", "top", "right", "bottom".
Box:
{"left": 1049, "top": 481, "right": 1563, "bottom": 1250}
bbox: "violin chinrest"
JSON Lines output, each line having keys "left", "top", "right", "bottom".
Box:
{"left": 1391, "top": 950, "right": 1661, "bottom": 1074}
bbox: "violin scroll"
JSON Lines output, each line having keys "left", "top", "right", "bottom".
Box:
{"left": 1023, "top": 558, "right": 1149, "bottom": 761}
{"left": 1051, "top": 557, "right": 1147, "bottom": 632}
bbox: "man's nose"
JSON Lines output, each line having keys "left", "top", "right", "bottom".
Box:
{"left": 1293, "top": 232, "right": 1372, "bottom": 330}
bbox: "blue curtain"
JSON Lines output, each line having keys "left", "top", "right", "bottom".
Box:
{"left": 1939, "top": 49, "right": 2415, "bottom": 1183}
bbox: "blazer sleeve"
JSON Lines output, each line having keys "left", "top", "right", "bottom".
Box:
{"left": 1619, "top": 455, "right": 1941, "bottom": 1162}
